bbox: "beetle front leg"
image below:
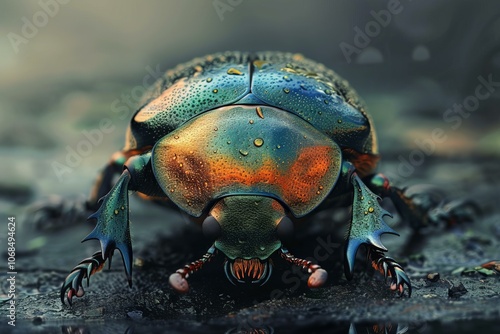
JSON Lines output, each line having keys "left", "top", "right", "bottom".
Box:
{"left": 61, "top": 168, "right": 132, "bottom": 305}
{"left": 342, "top": 162, "right": 411, "bottom": 296}
{"left": 60, "top": 153, "right": 152, "bottom": 305}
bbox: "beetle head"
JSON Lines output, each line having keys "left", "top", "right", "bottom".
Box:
{"left": 203, "top": 195, "right": 292, "bottom": 285}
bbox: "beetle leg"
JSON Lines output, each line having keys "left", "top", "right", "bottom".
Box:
{"left": 367, "top": 173, "right": 479, "bottom": 230}
{"left": 425, "top": 198, "right": 479, "bottom": 228}
{"left": 169, "top": 246, "right": 216, "bottom": 294}
{"left": 368, "top": 248, "right": 412, "bottom": 297}
{"left": 82, "top": 169, "right": 134, "bottom": 287}
{"left": 279, "top": 248, "right": 328, "bottom": 288}
{"left": 60, "top": 251, "right": 106, "bottom": 305}
{"left": 60, "top": 153, "right": 154, "bottom": 305}
{"left": 344, "top": 173, "right": 399, "bottom": 279}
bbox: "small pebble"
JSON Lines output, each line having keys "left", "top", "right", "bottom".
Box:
{"left": 448, "top": 282, "right": 468, "bottom": 298}
{"left": 127, "top": 310, "right": 143, "bottom": 320}
{"left": 427, "top": 272, "right": 440, "bottom": 282}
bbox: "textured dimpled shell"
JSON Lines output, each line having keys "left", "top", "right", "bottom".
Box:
{"left": 127, "top": 61, "right": 250, "bottom": 150}
{"left": 251, "top": 61, "right": 369, "bottom": 153}
{"left": 152, "top": 105, "right": 342, "bottom": 217}
{"left": 126, "top": 52, "right": 376, "bottom": 156}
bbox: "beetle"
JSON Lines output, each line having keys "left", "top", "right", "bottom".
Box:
{"left": 59, "top": 51, "right": 467, "bottom": 304}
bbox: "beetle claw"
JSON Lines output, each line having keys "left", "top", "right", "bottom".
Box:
{"left": 390, "top": 266, "right": 412, "bottom": 297}
{"left": 370, "top": 249, "right": 411, "bottom": 297}
{"left": 60, "top": 251, "right": 106, "bottom": 306}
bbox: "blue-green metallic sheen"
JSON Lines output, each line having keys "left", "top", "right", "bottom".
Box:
{"left": 151, "top": 105, "right": 342, "bottom": 218}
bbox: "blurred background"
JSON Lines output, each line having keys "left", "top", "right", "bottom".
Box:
{"left": 0, "top": 1, "right": 499, "bottom": 329}
{"left": 1, "top": 0, "right": 499, "bottom": 211}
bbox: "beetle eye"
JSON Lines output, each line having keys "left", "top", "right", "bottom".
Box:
{"left": 276, "top": 216, "right": 294, "bottom": 242}
{"left": 202, "top": 216, "right": 221, "bottom": 240}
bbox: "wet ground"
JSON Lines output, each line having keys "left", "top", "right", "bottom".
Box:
{"left": 0, "top": 157, "right": 499, "bottom": 333}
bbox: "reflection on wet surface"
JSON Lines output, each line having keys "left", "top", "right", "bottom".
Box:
{"left": 1, "top": 319, "right": 499, "bottom": 334}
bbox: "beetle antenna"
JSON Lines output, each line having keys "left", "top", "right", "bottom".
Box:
{"left": 279, "top": 247, "right": 328, "bottom": 288}
{"left": 168, "top": 245, "right": 216, "bottom": 293}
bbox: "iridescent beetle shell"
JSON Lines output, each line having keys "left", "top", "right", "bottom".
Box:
{"left": 128, "top": 52, "right": 377, "bottom": 163}
{"left": 129, "top": 51, "right": 379, "bottom": 214}
{"left": 152, "top": 105, "right": 343, "bottom": 218}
